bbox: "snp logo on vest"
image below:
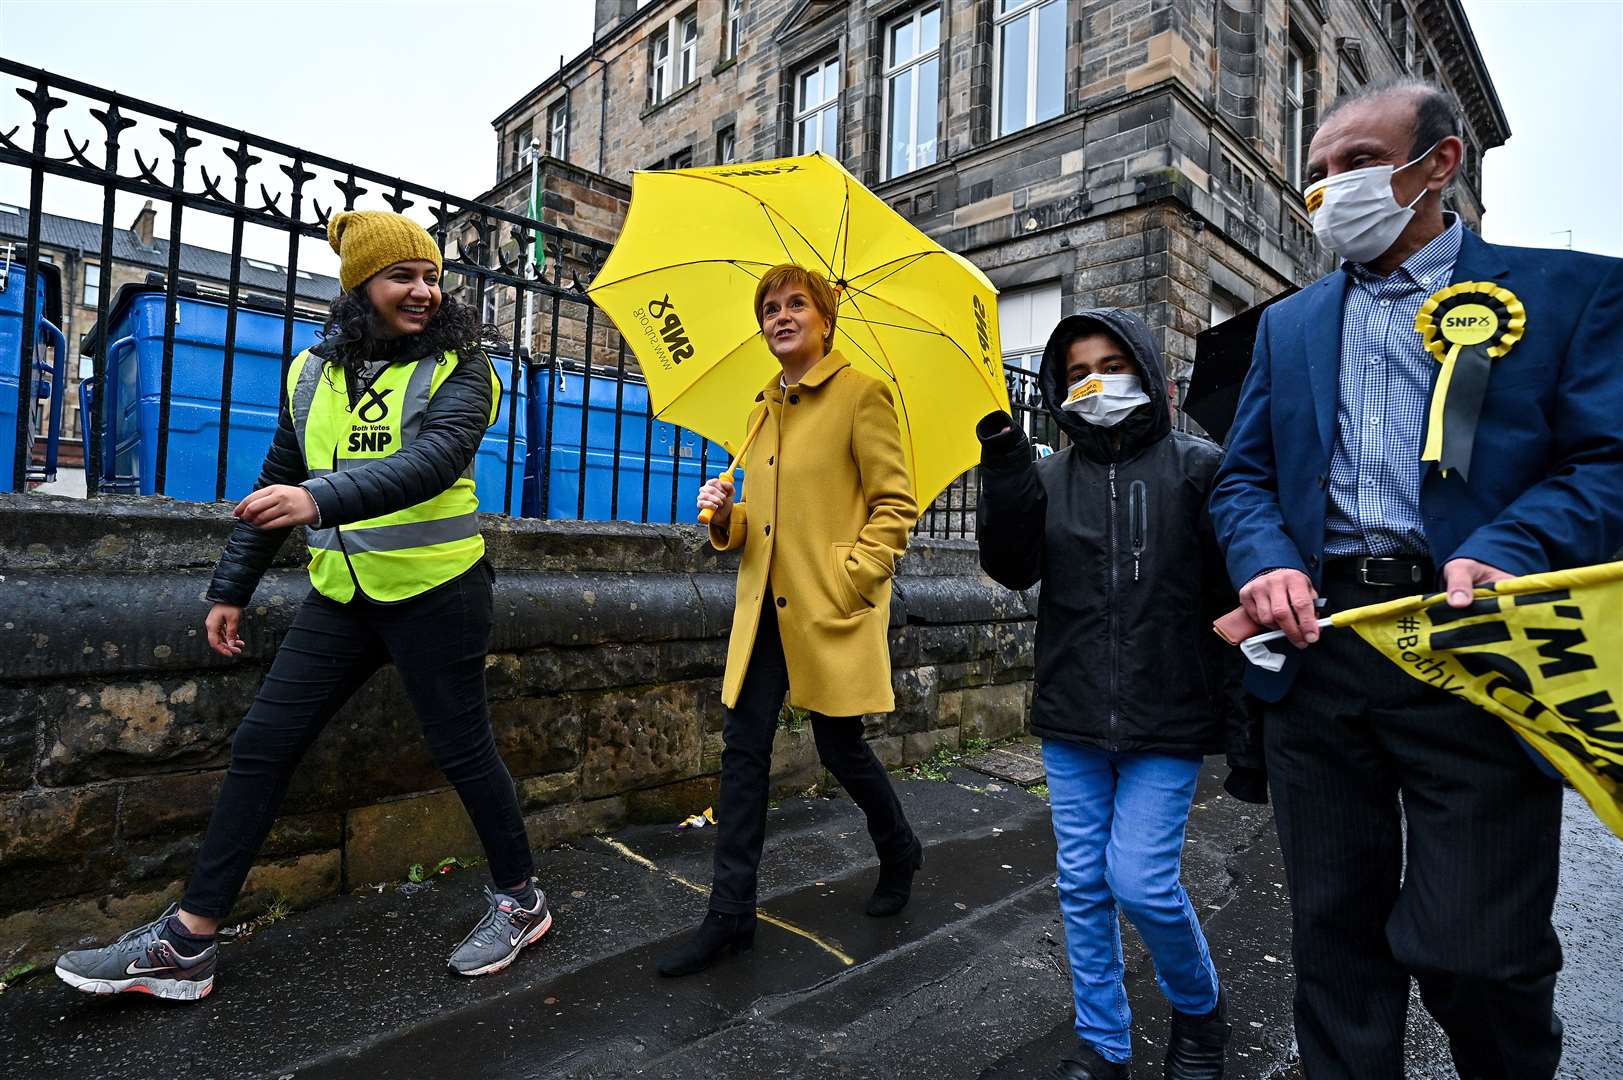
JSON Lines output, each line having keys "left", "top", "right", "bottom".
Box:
{"left": 632, "top": 293, "right": 695, "bottom": 372}
{"left": 348, "top": 386, "right": 395, "bottom": 453}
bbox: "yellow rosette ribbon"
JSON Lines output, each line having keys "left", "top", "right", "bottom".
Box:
{"left": 1413, "top": 281, "right": 1525, "bottom": 480}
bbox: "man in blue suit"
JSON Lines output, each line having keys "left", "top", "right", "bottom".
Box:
{"left": 1210, "top": 78, "right": 1623, "bottom": 1079}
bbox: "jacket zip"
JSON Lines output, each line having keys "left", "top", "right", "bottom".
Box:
{"left": 1107, "top": 462, "right": 1120, "bottom": 750}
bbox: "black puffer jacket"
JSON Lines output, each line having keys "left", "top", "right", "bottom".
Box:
{"left": 205, "top": 340, "right": 493, "bottom": 606}
{"left": 977, "top": 309, "right": 1250, "bottom": 765}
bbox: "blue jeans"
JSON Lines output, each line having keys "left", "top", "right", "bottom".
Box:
{"left": 1044, "top": 740, "right": 1220, "bottom": 1064}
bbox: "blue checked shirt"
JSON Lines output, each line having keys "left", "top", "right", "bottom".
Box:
{"left": 1322, "top": 215, "right": 1464, "bottom": 557}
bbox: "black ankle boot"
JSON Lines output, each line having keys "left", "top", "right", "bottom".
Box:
{"left": 656, "top": 909, "right": 756, "bottom": 978}
{"left": 1164, "top": 987, "right": 1229, "bottom": 1079}
{"left": 1056, "top": 1041, "right": 1130, "bottom": 1079}
{"left": 865, "top": 841, "right": 923, "bottom": 917}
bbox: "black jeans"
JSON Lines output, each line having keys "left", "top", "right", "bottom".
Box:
{"left": 183, "top": 561, "right": 535, "bottom": 918}
{"left": 709, "top": 596, "right": 917, "bottom": 915}
{"left": 1265, "top": 576, "right": 1564, "bottom": 1080}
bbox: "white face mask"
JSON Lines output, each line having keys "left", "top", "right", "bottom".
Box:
{"left": 1304, "top": 141, "right": 1439, "bottom": 265}
{"left": 1061, "top": 373, "right": 1149, "bottom": 428}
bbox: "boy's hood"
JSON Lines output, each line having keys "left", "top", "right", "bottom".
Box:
{"left": 1038, "top": 308, "right": 1171, "bottom": 457}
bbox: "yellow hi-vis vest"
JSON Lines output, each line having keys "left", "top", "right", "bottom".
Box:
{"left": 286, "top": 348, "right": 499, "bottom": 604}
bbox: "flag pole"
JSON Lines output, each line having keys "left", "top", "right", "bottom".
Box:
{"left": 524, "top": 137, "right": 541, "bottom": 366}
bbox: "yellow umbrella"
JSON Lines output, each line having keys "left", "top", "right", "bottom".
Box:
{"left": 585, "top": 151, "right": 1008, "bottom": 514}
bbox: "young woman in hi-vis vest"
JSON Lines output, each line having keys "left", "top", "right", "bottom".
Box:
{"left": 55, "top": 212, "right": 550, "bottom": 1001}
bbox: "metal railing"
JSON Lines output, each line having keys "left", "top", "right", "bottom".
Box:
{"left": 0, "top": 59, "right": 1111, "bottom": 540}
{"left": 0, "top": 57, "right": 614, "bottom": 512}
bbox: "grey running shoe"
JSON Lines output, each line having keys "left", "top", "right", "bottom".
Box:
{"left": 55, "top": 904, "right": 216, "bottom": 1001}
{"left": 447, "top": 885, "right": 552, "bottom": 977}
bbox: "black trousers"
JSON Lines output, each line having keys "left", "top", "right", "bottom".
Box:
{"left": 183, "top": 561, "right": 535, "bottom": 917}
{"left": 1265, "top": 576, "right": 1564, "bottom": 1080}
{"left": 709, "top": 597, "right": 918, "bottom": 914}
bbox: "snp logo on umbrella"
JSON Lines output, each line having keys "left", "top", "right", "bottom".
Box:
{"left": 633, "top": 293, "right": 695, "bottom": 372}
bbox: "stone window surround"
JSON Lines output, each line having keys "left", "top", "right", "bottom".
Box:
{"left": 1283, "top": 32, "right": 1314, "bottom": 192}
{"left": 991, "top": 0, "right": 1066, "bottom": 140}
{"left": 721, "top": 0, "right": 743, "bottom": 62}
{"left": 648, "top": 7, "right": 700, "bottom": 108}
{"left": 548, "top": 101, "right": 569, "bottom": 162}
{"left": 880, "top": 2, "right": 945, "bottom": 181}
{"left": 791, "top": 53, "right": 843, "bottom": 156}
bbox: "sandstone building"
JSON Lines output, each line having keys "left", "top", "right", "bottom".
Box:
{"left": 472, "top": 0, "right": 1505, "bottom": 417}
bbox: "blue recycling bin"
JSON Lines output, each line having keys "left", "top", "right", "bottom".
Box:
{"left": 83, "top": 285, "right": 525, "bottom": 511}
{"left": 0, "top": 262, "right": 66, "bottom": 491}
{"left": 522, "top": 365, "right": 736, "bottom": 522}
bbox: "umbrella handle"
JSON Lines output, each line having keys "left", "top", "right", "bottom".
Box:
{"left": 698, "top": 411, "right": 768, "bottom": 525}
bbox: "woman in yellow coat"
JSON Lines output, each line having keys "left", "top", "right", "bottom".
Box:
{"left": 657, "top": 264, "right": 922, "bottom": 977}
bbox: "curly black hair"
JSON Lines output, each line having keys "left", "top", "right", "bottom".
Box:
{"left": 320, "top": 287, "right": 499, "bottom": 382}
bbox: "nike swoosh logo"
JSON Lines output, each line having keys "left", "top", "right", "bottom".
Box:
{"left": 508, "top": 930, "right": 525, "bottom": 947}
{"left": 126, "top": 960, "right": 177, "bottom": 975}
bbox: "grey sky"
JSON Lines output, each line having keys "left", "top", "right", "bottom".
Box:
{"left": 1, "top": 0, "right": 1618, "bottom": 277}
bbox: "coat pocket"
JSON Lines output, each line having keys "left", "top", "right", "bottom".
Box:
{"left": 830, "top": 542, "right": 873, "bottom": 617}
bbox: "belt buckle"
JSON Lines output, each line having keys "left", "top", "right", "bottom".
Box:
{"left": 1357, "top": 557, "right": 1418, "bottom": 587}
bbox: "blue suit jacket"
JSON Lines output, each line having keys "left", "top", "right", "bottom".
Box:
{"left": 1210, "top": 229, "right": 1623, "bottom": 700}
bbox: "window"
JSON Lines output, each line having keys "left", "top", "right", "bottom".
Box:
{"left": 1218, "top": 152, "right": 1257, "bottom": 210}
{"left": 997, "top": 281, "right": 1060, "bottom": 372}
{"left": 883, "top": 6, "right": 941, "bottom": 178}
{"left": 82, "top": 263, "right": 100, "bottom": 308}
{"left": 509, "top": 128, "right": 535, "bottom": 174}
{"left": 548, "top": 102, "right": 568, "bottom": 160}
{"left": 679, "top": 12, "right": 699, "bottom": 86}
{"left": 998, "top": 281, "right": 1061, "bottom": 442}
{"left": 651, "top": 30, "right": 672, "bottom": 103}
{"left": 995, "top": 0, "right": 1064, "bottom": 137}
{"left": 794, "top": 57, "right": 840, "bottom": 155}
{"left": 716, "top": 125, "right": 737, "bottom": 165}
{"left": 668, "top": 147, "right": 694, "bottom": 170}
{"left": 722, "top": 0, "right": 742, "bottom": 61}
{"left": 1285, "top": 212, "right": 1314, "bottom": 255}
{"left": 1210, "top": 289, "right": 1241, "bottom": 328}
{"left": 1284, "top": 39, "right": 1309, "bottom": 191}
{"left": 1387, "top": 2, "right": 1410, "bottom": 67}
{"left": 482, "top": 286, "right": 499, "bottom": 325}
{"left": 650, "top": 10, "right": 698, "bottom": 105}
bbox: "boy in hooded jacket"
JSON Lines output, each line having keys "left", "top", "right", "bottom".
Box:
{"left": 976, "top": 309, "right": 1258, "bottom": 1080}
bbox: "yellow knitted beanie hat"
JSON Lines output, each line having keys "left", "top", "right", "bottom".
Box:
{"left": 327, "top": 210, "right": 443, "bottom": 292}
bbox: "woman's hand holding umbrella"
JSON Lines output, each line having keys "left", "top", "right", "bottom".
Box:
{"left": 696, "top": 475, "right": 735, "bottom": 527}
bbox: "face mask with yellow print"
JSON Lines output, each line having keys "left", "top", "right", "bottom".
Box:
{"left": 1061, "top": 373, "right": 1149, "bottom": 428}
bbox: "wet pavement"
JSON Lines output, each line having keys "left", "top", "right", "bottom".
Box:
{"left": 0, "top": 765, "right": 1616, "bottom": 1079}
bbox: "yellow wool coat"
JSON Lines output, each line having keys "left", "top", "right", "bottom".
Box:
{"left": 710, "top": 351, "right": 918, "bottom": 717}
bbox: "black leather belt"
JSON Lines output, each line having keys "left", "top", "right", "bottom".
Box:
{"left": 1323, "top": 555, "right": 1435, "bottom": 588}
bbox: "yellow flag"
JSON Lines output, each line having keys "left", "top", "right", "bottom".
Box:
{"left": 1330, "top": 561, "right": 1623, "bottom": 839}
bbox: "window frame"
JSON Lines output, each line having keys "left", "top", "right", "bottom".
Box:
{"left": 547, "top": 102, "right": 568, "bottom": 160}
{"left": 509, "top": 128, "right": 533, "bottom": 175}
{"left": 82, "top": 262, "right": 101, "bottom": 308}
{"left": 716, "top": 125, "right": 738, "bottom": 165}
{"left": 993, "top": 0, "right": 1064, "bottom": 138}
{"left": 722, "top": 0, "right": 742, "bottom": 61}
{"left": 651, "top": 29, "right": 672, "bottom": 104}
{"left": 1284, "top": 38, "right": 1308, "bottom": 191}
{"left": 793, "top": 55, "right": 841, "bottom": 156}
{"left": 881, "top": 5, "right": 942, "bottom": 180}
{"left": 678, "top": 12, "right": 699, "bottom": 86}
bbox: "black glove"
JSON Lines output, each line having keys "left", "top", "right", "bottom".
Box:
{"left": 1223, "top": 766, "right": 1269, "bottom": 805}
{"left": 976, "top": 410, "right": 1027, "bottom": 461}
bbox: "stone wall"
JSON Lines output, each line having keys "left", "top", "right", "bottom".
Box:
{"left": 0, "top": 493, "right": 1034, "bottom": 967}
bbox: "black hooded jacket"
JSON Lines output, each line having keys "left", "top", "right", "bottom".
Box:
{"left": 976, "top": 309, "right": 1251, "bottom": 763}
